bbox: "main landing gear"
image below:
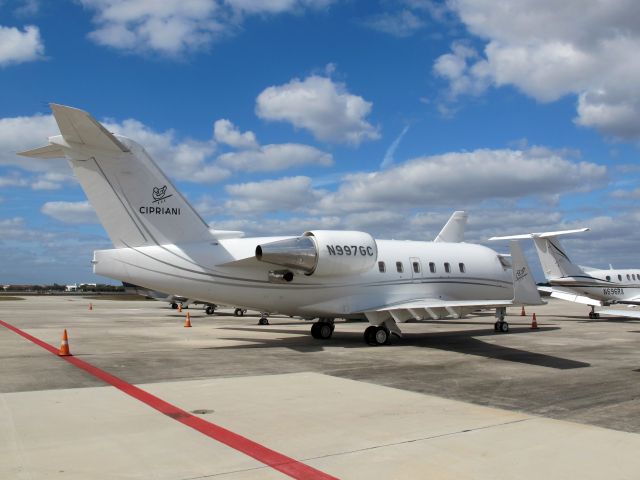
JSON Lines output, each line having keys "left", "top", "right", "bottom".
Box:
{"left": 588, "top": 306, "right": 600, "bottom": 319}
{"left": 364, "top": 325, "right": 391, "bottom": 345}
{"left": 311, "top": 318, "right": 334, "bottom": 339}
{"left": 234, "top": 308, "right": 246, "bottom": 317}
{"left": 494, "top": 307, "right": 509, "bottom": 333}
{"left": 205, "top": 304, "right": 216, "bottom": 315}
{"left": 258, "top": 313, "right": 269, "bottom": 325}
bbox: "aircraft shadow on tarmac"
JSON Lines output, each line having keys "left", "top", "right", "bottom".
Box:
{"left": 211, "top": 325, "right": 589, "bottom": 370}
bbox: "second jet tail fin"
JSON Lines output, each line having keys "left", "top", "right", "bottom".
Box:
{"left": 490, "top": 228, "right": 589, "bottom": 280}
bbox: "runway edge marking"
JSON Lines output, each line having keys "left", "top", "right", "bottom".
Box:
{"left": 0, "top": 319, "right": 338, "bottom": 480}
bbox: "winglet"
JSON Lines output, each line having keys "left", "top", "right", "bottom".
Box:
{"left": 510, "top": 241, "right": 545, "bottom": 305}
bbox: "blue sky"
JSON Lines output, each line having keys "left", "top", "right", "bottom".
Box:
{"left": 1, "top": 0, "right": 640, "bottom": 284}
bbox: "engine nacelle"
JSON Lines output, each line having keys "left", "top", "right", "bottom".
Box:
{"left": 255, "top": 230, "right": 378, "bottom": 276}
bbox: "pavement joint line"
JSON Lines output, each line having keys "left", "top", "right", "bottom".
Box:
{"left": 0, "top": 318, "right": 339, "bottom": 480}
{"left": 298, "top": 418, "right": 533, "bottom": 462}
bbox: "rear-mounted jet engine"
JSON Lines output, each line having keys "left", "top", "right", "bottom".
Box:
{"left": 256, "top": 230, "right": 378, "bottom": 278}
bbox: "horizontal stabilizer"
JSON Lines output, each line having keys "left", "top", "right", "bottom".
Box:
{"left": 18, "top": 143, "right": 65, "bottom": 159}
{"left": 49, "top": 103, "right": 129, "bottom": 153}
{"left": 489, "top": 228, "right": 589, "bottom": 241}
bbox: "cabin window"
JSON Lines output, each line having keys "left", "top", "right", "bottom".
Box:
{"left": 628, "top": 274, "right": 631, "bottom": 281}
{"left": 396, "top": 261, "right": 404, "bottom": 273}
{"left": 459, "top": 262, "right": 466, "bottom": 273}
{"left": 618, "top": 274, "right": 622, "bottom": 282}
{"left": 606, "top": 275, "right": 611, "bottom": 281}
{"left": 412, "top": 261, "right": 420, "bottom": 273}
{"left": 378, "top": 261, "right": 386, "bottom": 273}
{"left": 429, "top": 262, "right": 436, "bottom": 273}
{"left": 444, "top": 262, "right": 451, "bottom": 273}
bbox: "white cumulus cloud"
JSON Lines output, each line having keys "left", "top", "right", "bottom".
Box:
{"left": 256, "top": 75, "right": 380, "bottom": 145}
{"left": 41, "top": 201, "right": 99, "bottom": 224}
{"left": 316, "top": 147, "right": 607, "bottom": 213}
{"left": 214, "top": 119, "right": 259, "bottom": 149}
{"left": 80, "top": 0, "right": 336, "bottom": 56}
{"left": 0, "top": 25, "right": 44, "bottom": 66}
{"left": 224, "top": 176, "right": 321, "bottom": 213}
{"left": 218, "top": 143, "right": 332, "bottom": 171}
{"left": 435, "top": 0, "right": 640, "bottom": 139}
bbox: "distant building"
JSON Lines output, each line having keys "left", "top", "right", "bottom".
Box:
{"left": 65, "top": 284, "right": 78, "bottom": 292}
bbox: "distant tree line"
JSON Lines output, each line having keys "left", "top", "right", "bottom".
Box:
{"left": 2, "top": 284, "right": 125, "bottom": 293}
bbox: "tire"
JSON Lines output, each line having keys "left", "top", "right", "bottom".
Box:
{"left": 319, "top": 323, "right": 333, "bottom": 339}
{"left": 205, "top": 306, "right": 214, "bottom": 315}
{"left": 171, "top": 303, "right": 178, "bottom": 309}
{"left": 364, "top": 326, "right": 377, "bottom": 344}
{"left": 373, "top": 327, "right": 389, "bottom": 346}
{"left": 259, "top": 317, "right": 269, "bottom": 325}
{"left": 494, "top": 321, "right": 500, "bottom": 331}
{"left": 311, "top": 323, "right": 320, "bottom": 339}
{"left": 500, "top": 321, "right": 509, "bottom": 333}
{"left": 234, "top": 308, "right": 244, "bottom": 317}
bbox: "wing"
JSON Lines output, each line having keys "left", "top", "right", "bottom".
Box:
{"left": 596, "top": 307, "right": 640, "bottom": 319}
{"left": 538, "top": 286, "right": 602, "bottom": 306}
{"left": 367, "top": 298, "right": 516, "bottom": 323}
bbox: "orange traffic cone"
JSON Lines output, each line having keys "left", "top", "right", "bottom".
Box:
{"left": 520, "top": 305, "right": 526, "bottom": 316}
{"left": 178, "top": 303, "right": 182, "bottom": 313}
{"left": 58, "top": 329, "right": 72, "bottom": 356}
{"left": 89, "top": 303, "right": 93, "bottom": 311}
{"left": 184, "top": 311, "right": 192, "bottom": 328}
{"left": 530, "top": 313, "right": 538, "bottom": 330}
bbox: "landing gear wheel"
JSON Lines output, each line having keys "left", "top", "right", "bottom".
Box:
{"left": 171, "top": 302, "right": 178, "bottom": 309}
{"left": 595, "top": 313, "right": 600, "bottom": 319}
{"left": 318, "top": 323, "right": 333, "bottom": 339}
{"left": 258, "top": 317, "right": 269, "bottom": 325}
{"left": 205, "top": 306, "right": 215, "bottom": 315}
{"left": 311, "top": 323, "right": 320, "bottom": 338}
{"left": 364, "top": 326, "right": 377, "bottom": 344}
{"left": 499, "top": 321, "right": 509, "bottom": 333}
{"left": 494, "top": 321, "right": 500, "bottom": 332}
{"left": 234, "top": 308, "right": 245, "bottom": 317}
{"left": 373, "top": 326, "right": 390, "bottom": 345}
{"left": 589, "top": 311, "right": 595, "bottom": 319}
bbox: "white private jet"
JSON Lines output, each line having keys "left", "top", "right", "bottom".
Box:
{"left": 490, "top": 229, "right": 640, "bottom": 319}
{"left": 20, "top": 104, "right": 543, "bottom": 345}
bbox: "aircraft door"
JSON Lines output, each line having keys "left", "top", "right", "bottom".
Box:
{"left": 410, "top": 257, "right": 423, "bottom": 280}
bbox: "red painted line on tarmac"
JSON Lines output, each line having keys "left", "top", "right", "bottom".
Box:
{"left": 0, "top": 319, "right": 338, "bottom": 480}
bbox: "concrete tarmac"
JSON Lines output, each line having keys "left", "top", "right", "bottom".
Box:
{"left": 1, "top": 296, "right": 640, "bottom": 479}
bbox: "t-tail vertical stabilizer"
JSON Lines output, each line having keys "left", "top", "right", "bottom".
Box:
{"left": 18, "top": 104, "right": 213, "bottom": 248}
{"left": 490, "top": 228, "right": 590, "bottom": 280}
{"left": 434, "top": 211, "right": 468, "bottom": 243}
